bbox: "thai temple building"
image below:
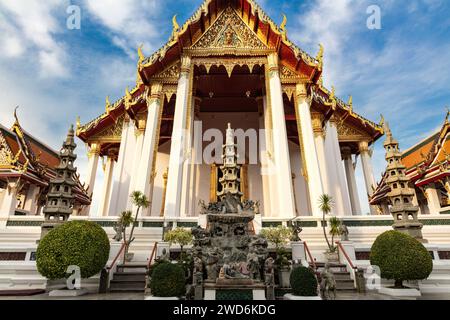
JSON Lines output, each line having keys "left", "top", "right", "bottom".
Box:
{"left": 1, "top": 0, "right": 450, "bottom": 294}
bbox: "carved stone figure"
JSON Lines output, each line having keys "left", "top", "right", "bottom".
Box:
{"left": 112, "top": 221, "right": 123, "bottom": 242}
{"left": 290, "top": 221, "right": 303, "bottom": 242}
{"left": 340, "top": 224, "right": 349, "bottom": 241}
{"left": 320, "top": 263, "right": 337, "bottom": 300}
{"left": 264, "top": 257, "right": 275, "bottom": 286}
{"left": 247, "top": 250, "right": 261, "bottom": 281}
{"left": 156, "top": 248, "right": 170, "bottom": 262}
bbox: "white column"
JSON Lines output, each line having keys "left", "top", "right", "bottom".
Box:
{"left": 326, "top": 118, "right": 352, "bottom": 215}
{"left": 267, "top": 53, "right": 296, "bottom": 219}
{"left": 179, "top": 96, "right": 198, "bottom": 217}
{"left": 0, "top": 182, "right": 18, "bottom": 226}
{"left": 83, "top": 143, "right": 100, "bottom": 215}
{"left": 127, "top": 126, "right": 145, "bottom": 203}
{"left": 97, "top": 153, "right": 115, "bottom": 217}
{"left": 311, "top": 112, "right": 334, "bottom": 211}
{"left": 134, "top": 83, "right": 163, "bottom": 215}
{"left": 24, "top": 185, "right": 40, "bottom": 215}
{"left": 296, "top": 83, "right": 324, "bottom": 217}
{"left": 107, "top": 117, "right": 131, "bottom": 216}
{"left": 257, "top": 97, "right": 271, "bottom": 217}
{"left": 359, "top": 141, "right": 377, "bottom": 215}
{"left": 164, "top": 56, "right": 192, "bottom": 218}
{"left": 425, "top": 184, "right": 441, "bottom": 214}
{"left": 342, "top": 147, "right": 362, "bottom": 215}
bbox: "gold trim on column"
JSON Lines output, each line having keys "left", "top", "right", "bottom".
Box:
{"left": 210, "top": 164, "right": 217, "bottom": 203}
{"left": 160, "top": 167, "right": 169, "bottom": 217}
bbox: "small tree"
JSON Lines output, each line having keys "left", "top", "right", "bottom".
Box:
{"left": 164, "top": 228, "right": 193, "bottom": 258}
{"left": 125, "top": 191, "right": 150, "bottom": 256}
{"left": 260, "top": 226, "right": 292, "bottom": 268}
{"left": 329, "top": 216, "right": 342, "bottom": 248}
{"left": 318, "top": 194, "right": 336, "bottom": 253}
{"left": 370, "top": 230, "right": 433, "bottom": 288}
{"left": 117, "top": 211, "right": 134, "bottom": 243}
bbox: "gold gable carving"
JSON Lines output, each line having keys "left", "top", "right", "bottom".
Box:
{"left": 0, "top": 132, "right": 13, "bottom": 166}
{"left": 338, "top": 122, "right": 371, "bottom": 141}
{"left": 154, "top": 63, "right": 180, "bottom": 83}
{"left": 89, "top": 115, "right": 124, "bottom": 143}
{"left": 192, "top": 7, "right": 266, "bottom": 50}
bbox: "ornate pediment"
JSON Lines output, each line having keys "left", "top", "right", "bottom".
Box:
{"left": 0, "top": 132, "right": 13, "bottom": 166}
{"left": 89, "top": 115, "right": 124, "bottom": 143}
{"left": 191, "top": 6, "right": 267, "bottom": 50}
{"left": 337, "top": 122, "right": 371, "bottom": 141}
{"left": 153, "top": 63, "right": 180, "bottom": 84}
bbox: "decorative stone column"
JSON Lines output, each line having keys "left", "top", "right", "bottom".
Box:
{"left": 83, "top": 143, "right": 100, "bottom": 215}
{"left": 134, "top": 83, "right": 163, "bottom": 215}
{"left": 164, "top": 56, "right": 192, "bottom": 218}
{"left": 97, "top": 151, "right": 116, "bottom": 217}
{"left": 266, "top": 53, "right": 296, "bottom": 219}
{"left": 296, "top": 83, "right": 324, "bottom": 217}
{"left": 342, "top": 147, "right": 362, "bottom": 215}
{"left": 425, "top": 184, "right": 441, "bottom": 214}
{"left": 0, "top": 181, "right": 18, "bottom": 227}
{"left": 359, "top": 141, "right": 377, "bottom": 215}
{"left": 325, "top": 117, "right": 352, "bottom": 215}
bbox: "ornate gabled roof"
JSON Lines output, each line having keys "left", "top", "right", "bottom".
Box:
{"left": 0, "top": 112, "right": 91, "bottom": 205}
{"left": 77, "top": 0, "right": 324, "bottom": 140}
{"left": 311, "top": 85, "right": 384, "bottom": 142}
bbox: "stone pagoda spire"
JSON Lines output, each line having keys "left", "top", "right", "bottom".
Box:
{"left": 217, "top": 123, "right": 243, "bottom": 201}
{"left": 383, "top": 121, "right": 425, "bottom": 241}
{"left": 40, "top": 125, "right": 78, "bottom": 239}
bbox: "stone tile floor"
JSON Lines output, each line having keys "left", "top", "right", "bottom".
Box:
{"left": 0, "top": 291, "right": 449, "bottom": 300}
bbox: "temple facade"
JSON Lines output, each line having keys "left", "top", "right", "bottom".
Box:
{"left": 75, "top": 0, "right": 383, "bottom": 221}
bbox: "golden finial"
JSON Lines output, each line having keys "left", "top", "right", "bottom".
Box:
{"left": 172, "top": 15, "right": 180, "bottom": 34}
{"left": 348, "top": 95, "right": 353, "bottom": 108}
{"left": 76, "top": 116, "right": 81, "bottom": 129}
{"left": 379, "top": 114, "right": 385, "bottom": 129}
{"left": 137, "top": 44, "right": 145, "bottom": 65}
{"left": 316, "top": 44, "right": 324, "bottom": 70}
{"left": 125, "top": 87, "right": 132, "bottom": 101}
{"left": 280, "top": 14, "right": 287, "bottom": 38}
{"left": 330, "top": 86, "right": 335, "bottom": 100}
{"left": 13, "top": 106, "right": 20, "bottom": 125}
{"left": 105, "top": 96, "right": 111, "bottom": 113}
{"left": 445, "top": 106, "right": 450, "bottom": 124}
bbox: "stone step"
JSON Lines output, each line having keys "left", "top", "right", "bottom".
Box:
{"left": 110, "top": 279, "right": 146, "bottom": 290}
{"left": 113, "top": 272, "right": 147, "bottom": 282}
{"left": 109, "top": 287, "right": 145, "bottom": 293}
{"left": 116, "top": 264, "right": 148, "bottom": 273}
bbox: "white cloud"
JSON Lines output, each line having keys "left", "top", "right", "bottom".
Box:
{"left": 0, "top": 0, "right": 69, "bottom": 78}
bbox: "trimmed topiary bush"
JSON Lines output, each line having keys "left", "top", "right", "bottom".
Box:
{"left": 290, "top": 266, "right": 318, "bottom": 296}
{"left": 370, "top": 230, "right": 433, "bottom": 288}
{"left": 36, "top": 220, "right": 110, "bottom": 280}
{"left": 150, "top": 262, "right": 186, "bottom": 297}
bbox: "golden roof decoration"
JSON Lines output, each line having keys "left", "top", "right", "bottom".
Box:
{"left": 280, "top": 14, "right": 288, "bottom": 39}
{"left": 316, "top": 44, "right": 324, "bottom": 71}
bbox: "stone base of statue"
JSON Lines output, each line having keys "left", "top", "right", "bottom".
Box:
{"left": 216, "top": 278, "right": 254, "bottom": 286}
{"left": 204, "top": 283, "right": 266, "bottom": 300}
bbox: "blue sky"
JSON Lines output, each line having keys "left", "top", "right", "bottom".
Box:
{"left": 1, "top": 0, "right": 449, "bottom": 214}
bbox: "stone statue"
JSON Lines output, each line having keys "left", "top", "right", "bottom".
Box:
{"left": 320, "top": 263, "right": 337, "bottom": 300}
{"left": 290, "top": 221, "right": 303, "bottom": 242}
{"left": 156, "top": 248, "right": 170, "bottom": 262}
{"left": 264, "top": 257, "right": 275, "bottom": 286}
{"left": 340, "top": 224, "right": 349, "bottom": 241}
{"left": 206, "top": 249, "right": 220, "bottom": 281}
{"left": 247, "top": 250, "right": 261, "bottom": 281}
{"left": 112, "top": 221, "right": 124, "bottom": 242}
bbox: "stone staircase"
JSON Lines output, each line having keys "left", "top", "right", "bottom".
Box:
{"left": 315, "top": 262, "right": 356, "bottom": 292}
{"left": 109, "top": 263, "right": 147, "bottom": 293}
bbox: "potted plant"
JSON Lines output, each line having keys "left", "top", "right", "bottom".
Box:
{"left": 114, "top": 211, "right": 134, "bottom": 261}
{"left": 318, "top": 194, "right": 339, "bottom": 262}
{"left": 146, "top": 262, "right": 186, "bottom": 300}
{"left": 164, "top": 227, "right": 194, "bottom": 259}
{"left": 260, "top": 226, "right": 292, "bottom": 288}
{"left": 124, "top": 191, "right": 150, "bottom": 263}
{"left": 370, "top": 230, "right": 432, "bottom": 297}
{"left": 36, "top": 220, "right": 110, "bottom": 296}
{"left": 284, "top": 266, "right": 321, "bottom": 300}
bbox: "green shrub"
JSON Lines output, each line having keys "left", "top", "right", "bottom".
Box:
{"left": 370, "top": 230, "right": 433, "bottom": 287}
{"left": 36, "top": 220, "right": 110, "bottom": 280}
{"left": 150, "top": 262, "right": 186, "bottom": 297}
{"left": 290, "top": 266, "right": 318, "bottom": 296}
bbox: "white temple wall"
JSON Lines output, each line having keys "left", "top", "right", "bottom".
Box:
{"left": 151, "top": 141, "right": 171, "bottom": 217}
{"left": 288, "top": 141, "right": 311, "bottom": 216}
